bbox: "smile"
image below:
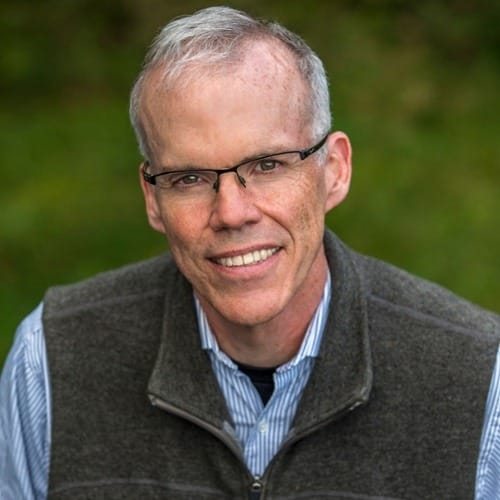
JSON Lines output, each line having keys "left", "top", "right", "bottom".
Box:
{"left": 214, "top": 247, "right": 279, "bottom": 268}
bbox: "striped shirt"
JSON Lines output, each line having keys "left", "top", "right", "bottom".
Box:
{"left": 195, "top": 271, "right": 331, "bottom": 477}
{"left": 1, "top": 279, "right": 500, "bottom": 498}
{"left": 476, "top": 347, "right": 500, "bottom": 499}
{"left": 0, "top": 303, "right": 50, "bottom": 500}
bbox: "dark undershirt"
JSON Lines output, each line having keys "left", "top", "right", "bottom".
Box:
{"left": 234, "top": 361, "right": 277, "bottom": 406}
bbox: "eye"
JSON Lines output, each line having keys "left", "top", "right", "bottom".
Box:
{"left": 167, "top": 171, "right": 213, "bottom": 189}
{"left": 176, "top": 173, "right": 202, "bottom": 185}
{"left": 255, "top": 159, "right": 280, "bottom": 172}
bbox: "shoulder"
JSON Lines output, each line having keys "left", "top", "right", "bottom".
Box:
{"left": 43, "top": 253, "right": 177, "bottom": 318}
{"left": 355, "top": 251, "right": 500, "bottom": 339}
{"left": 324, "top": 230, "right": 500, "bottom": 339}
{"left": 40, "top": 254, "right": 187, "bottom": 374}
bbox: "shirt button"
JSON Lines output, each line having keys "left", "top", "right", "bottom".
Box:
{"left": 258, "top": 420, "right": 268, "bottom": 434}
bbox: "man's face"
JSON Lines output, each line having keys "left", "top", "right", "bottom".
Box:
{"left": 140, "top": 41, "right": 351, "bottom": 330}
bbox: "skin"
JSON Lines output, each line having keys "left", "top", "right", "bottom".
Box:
{"left": 140, "top": 40, "right": 352, "bottom": 367}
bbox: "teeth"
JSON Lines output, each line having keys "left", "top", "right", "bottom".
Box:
{"left": 216, "top": 247, "right": 278, "bottom": 267}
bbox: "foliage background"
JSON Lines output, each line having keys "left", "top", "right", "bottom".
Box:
{"left": 1, "top": 0, "right": 499, "bottom": 367}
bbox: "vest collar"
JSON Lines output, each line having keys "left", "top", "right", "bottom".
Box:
{"left": 291, "top": 231, "right": 372, "bottom": 437}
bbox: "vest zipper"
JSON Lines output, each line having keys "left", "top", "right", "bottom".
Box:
{"left": 149, "top": 394, "right": 261, "bottom": 493}
{"left": 249, "top": 475, "right": 263, "bottom": 500}
{"left": 149, "top": 394, "right": 243, "bottom": 459}
{"left": 257, "top": 397, "right": 368, "bottom": 491}
{"left": 279, "top": 398, "right": 366, "bottom": 453}
{"left": 151, "top": 394, "right": 366, "bottom": 499}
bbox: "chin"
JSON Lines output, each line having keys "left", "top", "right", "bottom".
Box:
{"left": 208, "top": 296, "right": 286, "bottom": 328}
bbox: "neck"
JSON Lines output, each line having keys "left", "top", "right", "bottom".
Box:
{"left": 198, "top": 251, "right": 329, "bottom": 367}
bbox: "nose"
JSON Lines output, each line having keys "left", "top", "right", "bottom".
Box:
{"left": 213, "top": 167, "right": 246, "bottom": 191}
{"left": 209, "top": 172, "right": 261, "bottom": 231}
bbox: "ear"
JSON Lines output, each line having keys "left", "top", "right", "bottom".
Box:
{"left": 139, "top": 163, "right": 167, "bottom": 234}
{"left": 323, "top": 131, "right": 352, "bottom": 213}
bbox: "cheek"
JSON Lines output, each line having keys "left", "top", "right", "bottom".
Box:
{"left": 163, "top": 217, "right": 207, "bottom": 283}
{"left": 281, "top": 171, "right": 328, "bottom": 230}
{"left": 160, "top": 205, "right": 206, "bottom": 253}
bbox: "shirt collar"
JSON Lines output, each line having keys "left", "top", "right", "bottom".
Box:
{"left": 195, "top": 270, "right": 331, "bottom": 371}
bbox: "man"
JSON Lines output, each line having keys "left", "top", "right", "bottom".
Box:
{"left": 1, "top": 6, "right": 499, "bottom": 499}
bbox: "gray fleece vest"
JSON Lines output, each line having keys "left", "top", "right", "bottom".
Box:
{"left": 43, "top": 231, "right": 500, "bottom": 499}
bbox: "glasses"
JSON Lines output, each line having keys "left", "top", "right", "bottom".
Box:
{"left": 142, "top": 134, "right": 329, "bottom": 199}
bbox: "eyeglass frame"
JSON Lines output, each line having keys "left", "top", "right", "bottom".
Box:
{"left": 141, "top": 133, "right": 329, "bottom": 192}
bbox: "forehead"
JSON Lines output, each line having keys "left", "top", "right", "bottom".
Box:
{"left": 147, "top": 38, "right": 304, "bottom": 96}
{"left": 140, "top": 40, "right": 311, "bottom": 165}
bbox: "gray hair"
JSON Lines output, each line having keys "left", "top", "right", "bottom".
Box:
{"left": 129, "top": 6, "right": 331, "bottom": 161}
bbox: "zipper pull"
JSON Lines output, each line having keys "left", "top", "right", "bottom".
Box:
{"left": 249, "top": 476, "right": 263, "bottom": 500}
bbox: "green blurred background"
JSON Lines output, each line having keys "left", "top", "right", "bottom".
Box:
{"left": 1, "top": 0, "right": 499, "bottom": 368}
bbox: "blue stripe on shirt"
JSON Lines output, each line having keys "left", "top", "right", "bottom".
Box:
{"left": 476, "top": 346, "right": 500, "bottom": 499}
{"left": 0, "top": 303, "right": 50, "bottom": 500}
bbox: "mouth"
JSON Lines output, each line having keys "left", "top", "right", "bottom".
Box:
{"left": 213, "top": 247, "right": 280, "bottom": 268}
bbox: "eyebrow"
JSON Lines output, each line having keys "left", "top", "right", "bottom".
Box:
{"left": 154, "top": 144, "right": 296, "bottom": 173}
